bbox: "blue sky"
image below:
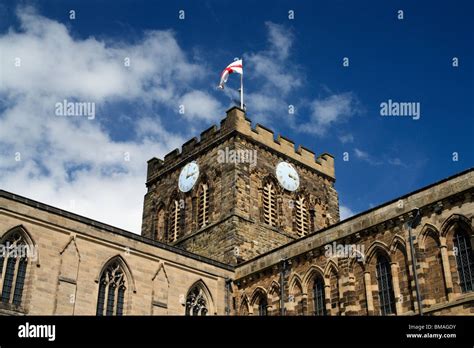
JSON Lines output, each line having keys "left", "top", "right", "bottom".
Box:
{"left": 0, "top": 0, "right": 472, "bottom": 231}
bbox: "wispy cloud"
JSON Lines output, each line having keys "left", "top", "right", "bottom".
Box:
{"left": 297, "top": 93, "right": 361, "bottom": 136}
{"left": 0, "top": 6, "right": 222, "bottom": 232}
{"left": 354, "top": 148, "right": 407, "bottom": 167}
{"left": 339, "top": 133, "right": 354, "bottom": 144}
{"left": 340, "top": 205, "right": 355, "bottom": 220}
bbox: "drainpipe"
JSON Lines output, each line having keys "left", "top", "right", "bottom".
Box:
{"left": 225, "top": 277, "right": 232, "bottom": 316}
{"left": 280, "top": 259, "right": 287, "bottom": 316}
{"left": 408, "top": 208, "right": 423, "bottom": 315}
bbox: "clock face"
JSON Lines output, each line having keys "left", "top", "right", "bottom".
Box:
{"left": 178, "top": 162, "right": 200, "bottom": 192}
{"left": 276, "top": 161, "right": 300, "bottom": 192}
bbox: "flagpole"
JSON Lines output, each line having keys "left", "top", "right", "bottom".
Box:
{"left": 240, "top": 57, "right": 244, "bottom": 110}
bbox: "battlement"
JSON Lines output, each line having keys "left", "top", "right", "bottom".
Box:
{"left": 146, "top": 106, "right": 335, "bottom": 184}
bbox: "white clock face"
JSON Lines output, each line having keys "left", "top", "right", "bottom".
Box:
{"left": 276, "top": 161, "right": 300, "bottom": 192}
{"left": 178, "top": 162, "right": 200, "bottom": 192}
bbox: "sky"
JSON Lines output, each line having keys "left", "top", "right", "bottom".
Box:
{"left": 0, "top": 0, "right": 472, "bottom": 233}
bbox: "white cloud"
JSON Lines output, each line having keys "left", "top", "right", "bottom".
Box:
{"left": 339, "top": 205, "right": 355, "bottom": 220}
{"left": 339, "top": 133, "right": 354, "bottom": 144}
{"left": 265, "top": 22, "right": 293, "bottom": 60}
{"left": 354, "top": 148, "right": 369, "bottom": 160}
{"left": 354, "top": 148, "right": 382, "bottom": 166}
{"left": 179, "top": 90, "right": 222, "bottom": 121}
{"left": 297, "top": 93, "right": 360, "bottom": 136}
{"left": 0, "top": 7, "right": 223, "bottom": 233}
{"left": 355, "top": 148, "right": 407, "bottom": 167}
{"left": 244, "top": 22, "right": 302, "bottom": 123}
{"left": 388, "top": 157, "right": 407, "bottom": 167}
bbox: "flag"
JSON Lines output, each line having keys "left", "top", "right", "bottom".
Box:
{"left": 218, "top": 59, "right": 243, "bottom": 89}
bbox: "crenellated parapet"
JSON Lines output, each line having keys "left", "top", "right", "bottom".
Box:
{"left": 146, "top": 106, "right": 335, "bottom": 184}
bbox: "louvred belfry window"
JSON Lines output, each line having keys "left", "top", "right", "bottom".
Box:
{"left": 295, "top": 196, "right": 309, "bottom": 236}
{"left": 198, "top": 184, "right": 209, "bottom": 228}
{"left": 263, "top": 183, "right": 277, "bottom": 227}
{"left": 168, "top": 200, "right": 181, "bottom": 243}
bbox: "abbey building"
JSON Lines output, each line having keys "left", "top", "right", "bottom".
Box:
{"left": 0, "top": 107, "right": 473, "bottom": 316}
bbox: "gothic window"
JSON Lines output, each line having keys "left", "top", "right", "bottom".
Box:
{"left": 313, "top": 276, "right": 326, "bottom": 315}
{"left": 262, "top": 182, "right": 277, "bottom": 227}
{"left": 454, "top": 230, "right": 474, "bottom": 293}
{"left": 197, "top": 183, "right": 210, "bottom": 228}
{"left": 295, "top": 196, "right": 310, "bottom": 236}
{"left": 168, "top": 200, "right": 181, "bottom": 243}
{"left": 376, "top": 255, "right": 396, "bottom": 315}
{"left": 258, "top": 297, "right": 268, "bottom": 316}
{"left": 185, "top": 285, "right": 208, "bottom": 316}
{"left": 0, "top": 229, "right": 29, "bottom": 307}
{"left": 96, "top": 260, "right": 127, "bottom": 316}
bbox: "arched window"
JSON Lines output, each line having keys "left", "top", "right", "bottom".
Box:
{"left": 96, "top": 260, "right": 127, "bottom": 316}
{"left": 313, "top": 276, "right": 326, "bottom": 315}
{"left": 197, "top": 183, "right": 210, "bottom": 228}
{"left": 155, "top": 206, "right": 165, "bottom": 241}
{"left": 258, "top": 297, "right": 268, "bottom": 316}
{"left": 295, "top": 196, "right": 309, "bottom": 236}
{"left": 0, "top": 229, "right": 29, "bottom": 307}
{"left": 185, "top": 285, "right": 208, "bottom": 316}
{"left": 262, "top": 182, "right": 277, "bottom": 227}
{"left": 168, "top": 200, "right": 181, "bottom": 243}
{"left": 454, "top": 230, "right": 474, "bottom": 293}
{"left": 376, "top": 255, "right": 396, "bottom": 315}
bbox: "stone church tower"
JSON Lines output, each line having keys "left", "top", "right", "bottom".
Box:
{"left": 141, "top": 107, "right": 339, "bottom": 265}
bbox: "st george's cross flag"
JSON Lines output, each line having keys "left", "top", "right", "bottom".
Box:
{"left": 218, "top": 59, "right": 243, "bottom": 89}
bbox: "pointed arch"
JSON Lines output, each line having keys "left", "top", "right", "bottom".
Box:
{"left": 417, "top": 223, "right": 441, "bottom": 249}
{"left": 96, "top": 255, "right": 136, "bottom": 293}
{"left": 0, "top": 225, "right": 36, "bottom": 308}
{"left": 1, "top": 225, "right": 37, "bottom": 264}
{"left": 185, "top": 279, "right": 215, "bottom": 316}
{"left": 323, "top": 259, "right": 339, "bottom": 278}
{"left": 59, "top": 235, "right": 81, "bottom": 260}
{"left": 167, "top": 191, "right": 184, "bottom": 243}
{"left": 153, "top": 201, "right": 166, "bottom": 242}
{"left": 268, "top": 280, "right": 280, "bottom": 296}
{"left": 390, "top": 234, "right": 414, "bottom": 312}
{"left": 441, "top": 214, "right": 474, "bottom": 294}
{"left": 239, "top": 293, "right": 251, "bottom": 315}
{"left": 324, "top": 259, "right": 340, "bottom": 315}
{"left": 294, "top": 194, "right": 310, "bottom": 236}
{"left": 365, "top": 241, "right": 391, "bottom": 265}
{"left": 261, "top": 175, "right": 279, "bottom": 227}
{"left": 349, "top": 255, "right": 366, "bottom": 273}
{"left": 95, "top": 255, "right": 135, "bottom": 316}
{"left": 441, "top": 214, "right": 472, "bottom": 238}
{"left": 389, "top": 235, "right": 407, "bottom": 255}
{"left": 250, "top": 286, "right": 268, "bottom": 305}
{"left": 289, "top": 273, "right": 303, "bottom": 295}
{"left": 196, "top": 177, "right": 210, "bottom": 229}
{"left": 250, "top": 286, "right": 268, "bottom": 316}
{"left": 302, "top": 265, "right": 326, "bottom": 290}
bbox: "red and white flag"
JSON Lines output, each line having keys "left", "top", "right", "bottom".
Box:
{"left": 218, "top": 59, "right": 243, "bottom": 89}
